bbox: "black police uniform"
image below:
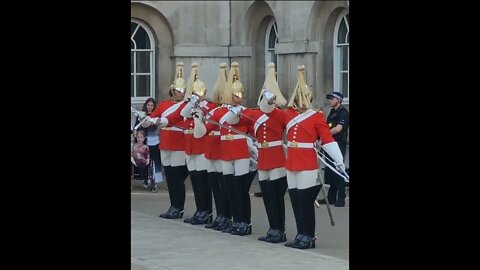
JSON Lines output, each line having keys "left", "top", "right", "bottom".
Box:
{"left": 324, "top": 105, "right": 349, "bottom": 206}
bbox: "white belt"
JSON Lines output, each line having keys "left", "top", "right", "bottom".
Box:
{"left": 220, "top": 134, "right": 246, "bottom": 141}
{"left": 209, "top": 131, "right": 221, "bottom": 136}
{"left": 184, "top": 129, "right": 194, "bottom": 135}
{"left": 287, "top": 141, "right": 314, "bottom": 148}
{"left": 257, "top": 140, "right": 282, "bottom": 148}
{"left": 162, "top": 127, "right": 183, "bottom": 132}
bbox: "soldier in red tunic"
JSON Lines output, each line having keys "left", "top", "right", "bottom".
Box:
{"left": 260, "top": 65, "right": 346, "bottom": 249}
{"left": 242, "top": 63, "right": 289, "bottom": 243}
{"left": 149, "top": 62, "right": 189, "bottom": 219}
{"left": 199, "top": 63, "right": 232, "bottom": 231}
{"left": 178, "top": 63, "right": 218, "bottom": 225}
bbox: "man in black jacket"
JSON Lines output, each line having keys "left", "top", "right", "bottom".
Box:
{"left": 318, "top": 91, "right": 349, "bottom": 207}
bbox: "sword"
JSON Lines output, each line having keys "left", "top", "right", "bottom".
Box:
{"left": 316, "top": 148, "right": 349, "bottom": 182}
{"left": 316, "top": 165, "right": 335, "bottom": 226}
{"left": 131, "top": 107, "right": 150, "bottom": 131}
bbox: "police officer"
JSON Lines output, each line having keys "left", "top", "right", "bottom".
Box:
{"left": 318, "top": 91, "right": 349, "bottom": 207}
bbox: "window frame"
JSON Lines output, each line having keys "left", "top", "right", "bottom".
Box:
{"left": 333, "top": 10, "right": 349, "bottom": 104}
{"left": 265, "top": 19, "right": 278, "bottom": 80}
{"left": 131, "top": 19, "right": 155, "bottom": 104}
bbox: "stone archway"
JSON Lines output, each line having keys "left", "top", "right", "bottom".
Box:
{"left": 243, "top": 1, "right": 275, "bottom": 106}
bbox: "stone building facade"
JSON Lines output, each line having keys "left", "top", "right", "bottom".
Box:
{"left": 131, "top": 0, "right": 349, "bottom": 112}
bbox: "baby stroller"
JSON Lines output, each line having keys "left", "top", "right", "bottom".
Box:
{"left": 131, "top": 160, "right": 157, "bottom": 192}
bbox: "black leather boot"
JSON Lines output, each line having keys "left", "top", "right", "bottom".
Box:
{"left": 242, "top": 172, "right": 255, "bottom": 225}
{"left": 159, "top": 206, "right": 173, "bottom": 218}
{"left": 205, "top": 215, "right": 223, "bottom": 229}
{"left": 184, "top": 211, "right": 200, "bottom": 223}
{"left": 292, "top": 235, "right": 316, "bottom": 249}
{"left": 266, "top": 229, "right": 286, "bottom": 243}
{"left": 215, "top": 217, "right": 232, "bottom": 231}
{"left": 292, "top": 185, "right": 320, "bottom": 249}
{"left": 162, "top": 207, "right": 184, "bottom": 219}
{"left": 222, "top": 221, "right": 239, "bottom": 233}
{"left": 206, "top": 171, "right": 222, "bottom": 229}
{"left": 285, "top": 234, "right": 304, "bottom": 247}
{"left": 232, "top": 175, "right": 245, "bottom": 228}
{"left": 159, "top": 165, "right": 174, "bottom": 218}
{"left": 285, "top": 188, "right": 304, "bottom": 247}
{"left": 191, "top": 211, "right": 213, "bottom": 225}
{"left": 258, "top": 180, "right": 274, "bottom": 241}
{"left": 173, "top": 165, "right": 188, "bottom": 212}
{"left": 231, "top": 221, "right": 252, "bottom": 236}
{"left": 198, "top": 170, "right": 212, "bottom": 215}
{"left": 184, "top": 170, "right": 201, "bottom": 223}
{"left": 266, "top": 177, "right": 287, "bottom": 243}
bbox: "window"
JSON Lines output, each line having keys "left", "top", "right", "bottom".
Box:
{"left": 265, "top": 19, "right": 278, "bottom": 79}
{"left": 131, "top": 19, "right": 155, "bottom": 103}
{"left": 333, "top": 11, "right": 349, "bottom": 103}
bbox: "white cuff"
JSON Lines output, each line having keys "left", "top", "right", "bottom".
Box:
{"left": 193, "top": 119, "right": 207, "bottom": 138}
{"left": 322, "top": 141, "right": 344, "bottom": 166}
{"left": 158, "top": 117, "right": 168, "bottom": 128}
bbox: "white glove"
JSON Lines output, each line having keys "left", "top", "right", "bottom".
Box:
{"left": 315, "top": 140, "right": 322, "bottom": 150}
{"left": 188, "top": 95, "right": 200, "bottom": 106}
{"left": 192, "top": 107, "right": 204, "bottom": 119}
{"left": 224, "top": 109, "right": 240, "bottom": 124}
{"left": 260, "top": 94, "right": 275, "bottom": 113}
{"left": 263, "top": 90, "right": 276, "bottom": 105}
{"left": 155, "top": 117, "right": 168, "bottom": 128}
{"left": 140, "top": 120, "right": 152, "bottom": 128}
{"left": 322, "top": 141, "right": 345, "bottom": 172}
{"left": 143, "top": 116, "right": 158, "bottom": 124}
{"left": 246, "top": 137, "right": 258, "bottom": 159}
{"left": 230, "top": 106, "right": 243, "bottom": 117}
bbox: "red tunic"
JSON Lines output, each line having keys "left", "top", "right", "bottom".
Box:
{"left": 203, "top": 105, "right": 224, "bottom": 160}
{"left": 204, "top": 106, "right": 252, "bottom": 161}
{"left": 244, "top": 108, "right": 286, "bottom": 170}
{"left": 267, "top": 108, "right": 334, "bottom": 171}
{"left": 150, "top": 100, "right": 187, "bottom": 151}
{"left": 183, "top": 101, "right": 218, "bottom": 155}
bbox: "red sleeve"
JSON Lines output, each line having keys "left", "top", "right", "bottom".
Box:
{"left": 204, "top": 108, "right": 221, "bottom": 134}
{"left": 207, "top": 102, "right": 218, "bottom": 112}
{"left": 243, "top": 109, "right": 257, "bottom": 136}
{"left": 315, "top": 112, "right": 335, "bottom": 144}
{"left": 237, "top": 108, "right": 253, "bottom": 126}
{"left": 150, "top": 103, "right": 163, "bottom": 118}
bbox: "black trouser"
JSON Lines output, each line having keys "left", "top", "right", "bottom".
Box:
{"left": 189, "top": 170, "right": 212, "bottom": 213}
{"left": 324, "top": 141, "right": 347, "bottom": 203}
{"left": 167, "top": 165, "right": 188, "bottom": 210}
{"left": 209, "top": 171, "right": 230, "bottom": 218}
